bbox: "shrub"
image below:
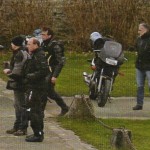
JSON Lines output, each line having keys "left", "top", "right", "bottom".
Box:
{"left": 63, "top": 0, "right": 150, "bottom": 51}
{"left": 0, "top": 0, "right": 150, "bottom": 51}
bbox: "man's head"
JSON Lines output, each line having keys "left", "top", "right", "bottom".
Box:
{"left": 138, "top": 23, "right": 150, "bottom": 37}
{"left": 41, "top": 27, "right": 54, "bottom": 41}
{"left": 27, "top": 37, "right": 40, "bottom": 53}
{"left": 11, "top": 36, "right": 24, "bottom": 50}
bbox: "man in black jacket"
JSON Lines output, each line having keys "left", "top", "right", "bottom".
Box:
{"left": 3, "top": 36, "right": 28, "bottom": 136}
{"left": 24, "top": 37, "right": 48, "bottom": 142}
{"left": 41, "top": 27, "right": 69, "bottom": 116}
{"left": 133, "top": 23, "right": 150, "bottom": 110}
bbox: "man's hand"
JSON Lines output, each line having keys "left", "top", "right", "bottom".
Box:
{"left": 3, "top": 69, "right": 11, "bottom": 74}
{"left": 51, "top": 77, "right": 57, "bottom": 84}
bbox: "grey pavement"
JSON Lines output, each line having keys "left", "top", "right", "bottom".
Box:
{"left": 0, "top": 78, "right": 97, "bottom": 150}
{"left": 0, "top": 78, "right": 150, "bottom": 150}
{"left": 47, "top": 96, "right": 150, "bottom": 120}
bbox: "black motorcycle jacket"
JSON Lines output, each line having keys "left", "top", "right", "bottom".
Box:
{"left": 23, "top": 48, "right": 49, "bottom": 89}
{"left": 135, "top": 32, "right": 150, "bottom": 70}
{"left": 41, "top": 38, "right": 65, "bottom": 78}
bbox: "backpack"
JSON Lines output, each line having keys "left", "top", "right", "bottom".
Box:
{"left": 47, "top": 40, "right": 65, "bottom": 56}
{"left": 46, "top": 40, "right": 66, "bottom": 66}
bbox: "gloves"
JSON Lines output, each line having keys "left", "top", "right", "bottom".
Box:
{"left": 26, "top": 73, "right": 35, "bottom": 80}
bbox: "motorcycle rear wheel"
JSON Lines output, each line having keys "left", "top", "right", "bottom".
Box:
{"left": 97, "top": 79, "right": 111, "bottom": 107}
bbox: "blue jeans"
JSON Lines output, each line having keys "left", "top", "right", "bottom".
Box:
{"left": 136, "top": 69, "right": 150, "bottom": 105}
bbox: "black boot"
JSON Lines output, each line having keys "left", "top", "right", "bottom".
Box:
{"left": 13, "top": 129, "right": 27, "bottom": 136}
{"left": 58, "top": 106, "right": 69, "bottom": 116}
{"left": 6, "top": 128, "right": 17, "bottom": 134}
{"left": 54, "top": 97, "right": 69, "bottom": 116}
{"left": 133, "top": 105, "right": 143, "bottom": 110}
{"left": 25, "top": 134, "right": 44, "bottom": 142}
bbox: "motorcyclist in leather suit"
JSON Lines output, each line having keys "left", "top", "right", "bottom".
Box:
{"left": 89, "top": 32, "right": 123, "bottom": 99}
{"left": 41, "top": 27, "right": 69, "bottom": 116}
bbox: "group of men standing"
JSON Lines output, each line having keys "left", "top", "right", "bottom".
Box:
{"left": 3, "top": 22, "right": 150, "bottom": 143}
{"left": 3, "top": 27, "right": 69, "bottom": 142}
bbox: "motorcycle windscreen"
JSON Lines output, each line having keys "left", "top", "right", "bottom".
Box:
{"left": 99, "top": 41, "right": 122, "bottom": 63}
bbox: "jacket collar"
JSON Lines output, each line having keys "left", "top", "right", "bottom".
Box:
{"left": 12, "top": 46, "right": 23, "bottom": 54}
{"left": 43, "top": 38, "right": 51, "bottom": 45}
{"left": 141, "top": 32, "right": 150, "bottom": 39}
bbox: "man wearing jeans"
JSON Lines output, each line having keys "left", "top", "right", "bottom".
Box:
{"left": 133, "top": 23, "right": 150, "bottom": 110}
{"left": 3, "top": 36, "right": 28, "bottom": 135}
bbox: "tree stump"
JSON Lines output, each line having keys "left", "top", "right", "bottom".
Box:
{"left": 111, "top": 128, "right": 132, "bottom": 150}
{"left": 66, "top": 95, "right": 95, "bottom": 120}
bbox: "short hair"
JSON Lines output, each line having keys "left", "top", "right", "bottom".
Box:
{"left": 140, "top": 22, "right": 150, "bottom": 32}
{"left": 31, "top": 38, "right": 40, "bottom": 47}
{"left": 41, "top": 27, "right": 54, "bottom": 37}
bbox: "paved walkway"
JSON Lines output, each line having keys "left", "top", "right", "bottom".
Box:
{"left": 0, "top": 78, "right": 150, "bottom": 150}
{"left": 0, "top": 79, "right": 97, "bottom": 150}
{"left": 46, "top": 96, "right": 150, "bottom": 120}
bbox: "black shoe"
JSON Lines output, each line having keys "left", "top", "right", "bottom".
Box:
{"left": 26, "top": 134, "right": 34, "bottom": 138}
{"left": 25, "top": 135, "right": 44, "bottom": 142}
{"left": 6, "top": 128, "right": 17, "bottom": 134}
{"left": 58, "top": 107, "right": 69, "bottom": 116}
{"left": 13, "top": 129, "right": 27, "bottom": 136}
{"left": 133, "top": 105, "right": 143, "bottom": 110}
{"left": 26, "top": 131, "right": 44, "bottom": 138}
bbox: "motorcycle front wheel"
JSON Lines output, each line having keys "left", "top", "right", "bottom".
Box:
{"left": 89, "top": 80, "right": 97, "bottom": 100}
{"left": 97, "top": 79, "right": 111, "bottom": 107}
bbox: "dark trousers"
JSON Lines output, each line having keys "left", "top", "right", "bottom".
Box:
{"left": 13, "top": 90, "right": 28, "bottom": 130}
{"left": 47, "top": 82, "right": 68, "bottom": 111}
{"left": 25, "top": 89, "right": 45, "bottom": 136}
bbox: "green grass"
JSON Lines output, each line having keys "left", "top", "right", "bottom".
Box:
{"left": 0, "top": 50, "right": 149, "bottom": 96}
{"left": 56, "top": 51, "right": 149, "bottom": 97}
{"left": 58, "top": 117, "right": 150, "bottom": 150}
{"left": 1, "top": 51, "right": 150, "bottom": 150}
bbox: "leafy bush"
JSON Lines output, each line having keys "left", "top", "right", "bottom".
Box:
{"left": 63, "top": 0, "right": 150, "bottom": 50}
{"left": 0, "top": 0, "right": 150, "bottom": 51}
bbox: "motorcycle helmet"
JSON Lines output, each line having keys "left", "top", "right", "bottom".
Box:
{"left": 90, "top": 32, "right": 102, "bottom": 44}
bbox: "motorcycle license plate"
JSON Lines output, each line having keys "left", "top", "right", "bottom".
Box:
{"left": 106, "top": 58, "right": 118, "bottom": 65}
